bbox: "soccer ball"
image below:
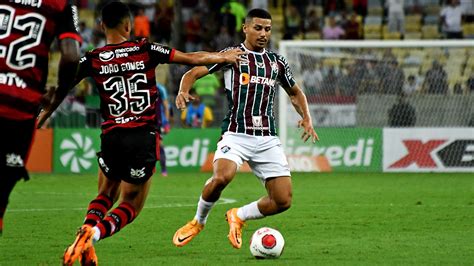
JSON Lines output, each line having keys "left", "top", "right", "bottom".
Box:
{"left": 249, "top": 227, "right": 285, "bottom": 259}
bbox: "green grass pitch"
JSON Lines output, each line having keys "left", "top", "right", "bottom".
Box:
{"left": 0, "top": 172, "right": 473, "bottom": 265}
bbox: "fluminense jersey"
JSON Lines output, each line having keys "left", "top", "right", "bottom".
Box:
{"left": 208, "top": 44, "right": 296, "bottom": 136}
{"left": 0, "top": 0, "right": 81, "bottom": 120}
{"left": 76, "top": 39, "right": 175, "bottom": 134}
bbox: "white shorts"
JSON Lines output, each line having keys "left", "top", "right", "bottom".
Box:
{"left": 213, "top": 132, "right": 291, "bottom": 182}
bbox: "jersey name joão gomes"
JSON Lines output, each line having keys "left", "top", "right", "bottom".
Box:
{"left": 0, "top": 0, "right": 81, "bottom": 120}
{"left": 76, "top": 39, "right": 175, "bottom": 134}
{"left": 208, "top": 44, "right": 296, "bottom": 136}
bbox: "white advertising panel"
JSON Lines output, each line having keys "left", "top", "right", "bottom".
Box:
{"left": 383, "top": 128, "right": 474, "bottom": 172}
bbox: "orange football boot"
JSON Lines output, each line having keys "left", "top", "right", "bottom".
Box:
{"left": 63, "top": 225, "right": 95, "bottom": 266}
{"left": 173, "top": 219, "right": 204, "bottom": 247}
{"left": 225, "top": 208, "right": 245, "bottom": 249}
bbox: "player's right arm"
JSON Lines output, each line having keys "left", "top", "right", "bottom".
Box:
{"left": 37, "top": 52, "right": 89, "bottom": 128}
{"left": 37, "top": 1, "right": 81, "bottom": 128}
{"left": 171, "top": 49, "right": 245, "bottom": 66}
{"left": 175, "top": 66, "right": 210, "bottom": 110}
{"left": 53, "top": 38, "right": 81, "bottom": 103}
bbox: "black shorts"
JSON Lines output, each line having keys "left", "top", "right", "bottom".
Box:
{"left": 0, "top": 118, "right": 36, "bottom": 181}
{"left": 97, "top": 127, "right": 159, "bottom": 184}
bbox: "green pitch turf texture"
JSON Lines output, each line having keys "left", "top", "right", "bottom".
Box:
{"left": 0, "top": 172, "right": 472, "bottom": 265}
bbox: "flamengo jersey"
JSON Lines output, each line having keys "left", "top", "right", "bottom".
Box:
{"left": 76, "top": 39, "right": 175, "bottom": 134}
{"left": 0, "top": 0, "right": 81, "bottom": 120}
{"left": 208, "top": 44, "right": 296, "bottom": 136}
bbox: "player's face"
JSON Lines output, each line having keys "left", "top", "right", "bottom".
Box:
{"left": 244, "top": 18, "right": 272, "bottom": 50}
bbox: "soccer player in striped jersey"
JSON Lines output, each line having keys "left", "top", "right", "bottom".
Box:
{"left": 173, "top": 9, "right": 319, "bottom": 249}
{"left": 37, "top": 2, "right": 245, "bottom": 265}
{"left": 0, "top": 0, "right": 81, "bottom": 237}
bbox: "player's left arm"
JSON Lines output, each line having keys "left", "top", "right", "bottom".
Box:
{"left": 284, "top": 84, "right": 319, "bottom": 143}
{"left": 278, "top": 54, "right": 319, "bottom": 143}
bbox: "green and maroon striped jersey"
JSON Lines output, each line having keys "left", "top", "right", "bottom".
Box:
{"left": 207, "top": 44, "right": 296, "bottom": 136}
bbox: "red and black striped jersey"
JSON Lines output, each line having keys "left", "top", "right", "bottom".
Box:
{"left": 0, "top": 0, "right": 81, "bottom": 120}
{"left": 76, "top": 39, "right": 175, "bottom": 134}
{"left": 207, "top": 43, "right": 296, "bottom": 136}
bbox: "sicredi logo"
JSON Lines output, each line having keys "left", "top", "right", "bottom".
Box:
{"left": 59, "top": 133, "right": 96, "bottom": 173}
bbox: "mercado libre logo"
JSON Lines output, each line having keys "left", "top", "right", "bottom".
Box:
{"left": 59, "top": 133, "right": 96, "bottom": 173}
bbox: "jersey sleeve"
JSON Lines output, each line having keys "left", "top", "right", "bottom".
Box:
{"left": 276, "top": 54, "right": 296, "bottom": 89}
{"left": 74, "top": 54, "right": 92, "bottom": 85}
{"left": 56, "top": 1, "right": 82, "bottom": 43}
{"left": 148, "top": 41, "right": 175, "bottom": 66}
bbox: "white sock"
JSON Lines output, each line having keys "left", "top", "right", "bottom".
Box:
{"left": 194, "top": 196, "right": 215, "bottom": 225}
{"left": 237, "top": 201, "right": 264, "bottom": 221}
{"left": 92, "top": 226, "right": 101, "bottom": 244}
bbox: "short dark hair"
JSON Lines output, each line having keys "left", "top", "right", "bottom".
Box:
{"left": 245, "top": 8, "right": 272, "bottom": 23}
{"left": 101, "top": 1, "right": 131, "bottom": 29}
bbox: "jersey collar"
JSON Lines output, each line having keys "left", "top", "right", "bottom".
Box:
{"left": 240, "top": 43, "right": 266, "bottom": 55}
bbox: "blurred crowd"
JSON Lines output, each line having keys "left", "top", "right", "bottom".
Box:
{"left": 298, "top": 48, "right": 474, "bottom": 98}
{"left": 50, "top": 0, "right": 474, "bottom": 128}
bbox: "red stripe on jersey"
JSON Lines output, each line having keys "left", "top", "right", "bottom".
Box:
{"left": 155, "top": 133, "right": 161, "bottom": 161}
{"left": 0, "top": 105, "right": 35, "bottom": 120}
{"left": 59, "top": 32, "right": 82, "bottom": 43}
{"left": 169, "top": 48, "right": 176, "bottom": 62}
{"left": 261, "top": 56, "right": 272, "bottom": 136}
{"left": 245, "top": 54, "right": 257, "bottom": 135}
{"left": 0, "top": 86, "right": 43, "bottom": 103}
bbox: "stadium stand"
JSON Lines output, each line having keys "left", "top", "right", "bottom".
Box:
{"left": 46, "top": 0, "right": 473, "bottom": 128}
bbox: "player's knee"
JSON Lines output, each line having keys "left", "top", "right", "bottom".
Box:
{"left": 210, "top": 176, "right": 229, "bottom": 190}
{"left": 212, "top": 172, "right": 233, "bottom": 188}
{"left": 274, "top": 195, "right": 292, "bottom": 213}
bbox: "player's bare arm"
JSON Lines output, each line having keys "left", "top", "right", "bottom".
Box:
{"left": 37, "top": 38, "right": 81, "bottom": 128}
{"left": 285, "top": 84, "right": 319, "bottom": 143}
{"left": 175, "top": 66, "right": 210, "bottom": 110}
{"left": 172, "top": 48, "right": 245, "bottom": 66}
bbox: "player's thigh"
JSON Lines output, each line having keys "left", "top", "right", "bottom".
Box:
{"left": 213, "top": 158, "right": 238, "bottom": 183}
{"left": 98, "top": 168, "right": 121, "bottom": 200}
{"left": 120, "top": 177, "right": 153, "bottom": 212}
{"left": 99, "top": 127, "right": 158, "bottom": 184}
{"left": 248, "top": 144, "right": 291, "bottom": 182}
{"left": 0, "top": 118, "right": 36, "bottom": 180}
{"left": 213, "top": 133, "right": 254, "bottom": 169}
{"left": 265, "top": 176, "right": 292, "bottom": 204}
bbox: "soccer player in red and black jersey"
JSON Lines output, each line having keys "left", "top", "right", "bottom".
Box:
{"left": 0, "top": 0, "right": 81, "bottom": 236}
{"left": 38, "top": 2, "right": 244, "bottom": 265}
{"left": 173, "top": 9, "right": 319, "bottom": 249}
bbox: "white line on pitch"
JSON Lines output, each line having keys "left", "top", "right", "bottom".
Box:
{"left": 7, "top": 197, "right": 237, "bottom": 212}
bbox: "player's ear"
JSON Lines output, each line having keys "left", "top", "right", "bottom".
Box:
{"left": 124, "top": 19, "right": 131, "bottom": 33}
{"left": 100, "top": 21, "right": 105, "bottom": 33}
